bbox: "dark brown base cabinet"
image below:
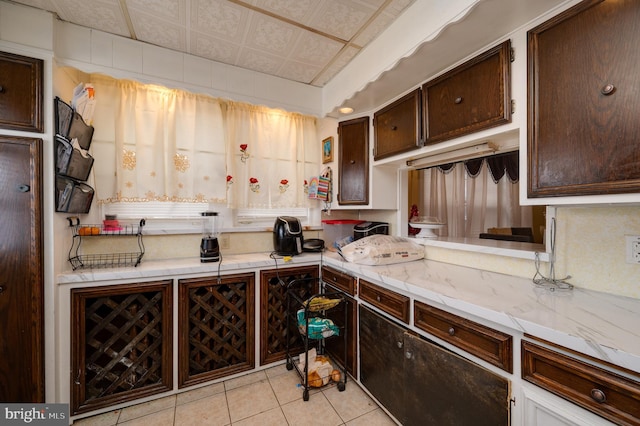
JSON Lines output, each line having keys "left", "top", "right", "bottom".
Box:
{"left": 71, "top": 281, "right": 173, "bottom": 415}
{"left": 359, "top": 306, "right": 511, "bottom": 426}
{"left": 178, "top": 273, "right": 255, "bottom": 388}
{"left": 260, "top": 266, "right": 319, "bottom": 365}
{"left": 323, "top": 285, "right": 358, "bottom": 378}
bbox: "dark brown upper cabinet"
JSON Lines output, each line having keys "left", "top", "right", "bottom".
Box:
{"left": 527, "top": 0, "right": 640, "bottom": 198}
{"left": 423, "top": 40, "right": 512, "bottom": 145}
{"left": 338, "top": 116, "right": 369, "bottom": 205}
{"left": 373, "top": 88, "right": 422, "bottom": 160}
{"left": 0, "top": 51, "right": 43, "bottom": 133}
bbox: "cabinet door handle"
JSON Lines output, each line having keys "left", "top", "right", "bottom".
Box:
{"left": 454, "top": 97, "right": 463, "bottom": 104}
{"left": 601, "top": 84, "right": 615, "bottom": 96}
{"left": 590, "top": 388, "right": 607, "bottom": 403}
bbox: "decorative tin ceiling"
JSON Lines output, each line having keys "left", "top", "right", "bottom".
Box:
{"left": 12, "top": 0, "right": 415, "bottom": 86}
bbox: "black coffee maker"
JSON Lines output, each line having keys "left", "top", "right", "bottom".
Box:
{"left": 200, "top": 211, "right": 220, "bottom": 262}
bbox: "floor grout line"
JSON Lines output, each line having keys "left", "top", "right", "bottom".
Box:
{"left": 81, "top": 365, "right": 394, "bottom": 425}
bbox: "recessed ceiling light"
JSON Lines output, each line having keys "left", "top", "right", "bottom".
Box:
{"left": 339, "top": 107, "right": 354, "bottom": 114}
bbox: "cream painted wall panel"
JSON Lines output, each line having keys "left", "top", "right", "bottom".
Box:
{"left": 226, "top": 66, "right": 256, "bottom": 98}
{"left": 210, "top": 61, "right": 231, "bottom": 91}
{"left": 53, "top": 20, "right": 323, "bottom": 115}
{"left": 184, "top": 54, "right": 213, "bottom": 88}
{"left": 54, "top": 20, "right": 91, "bottom": 63}
{"left": 143, "top": 44, "right": 184, "bottom": 81}
{"left": 90, "top": 30, "right": 114, "bottom": 68}
{"left": 112, "top": 36, "right": 143, "bottom": 73}
{"left": 555, "top": 206, "right": 640, "bottom": 298}
{"left": 0, "top": 1, "right": 53, "bottom": 50}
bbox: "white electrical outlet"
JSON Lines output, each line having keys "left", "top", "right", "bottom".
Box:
{"left": 219, "top": 234, "right": 230, "bottom": 250}
{"left": 625, "top": 235, "right": 640, "bottom": 264}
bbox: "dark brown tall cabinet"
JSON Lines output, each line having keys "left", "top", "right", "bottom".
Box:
{"left": 260, "top": 265, "right": 319, "bottom": 365}
{"left": 338, "top": 117, "right": 369, "bottom": 205}
{"left": 528, "top": 0, "right": 640, "bottom": 197}
{"left": 0, "top": 50, "right": 44, "bottom": 403}
{"left": 179, "top": 273, "right": 255, "bottom": 388}
{"left": 0, "top": 136, "right": 44, "bottom": 403}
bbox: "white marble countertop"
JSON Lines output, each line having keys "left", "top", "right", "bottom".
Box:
{"left": 57, "top": 251, "right": 640, "bottom": 374}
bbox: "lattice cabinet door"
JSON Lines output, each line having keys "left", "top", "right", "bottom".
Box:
{"left": 178, "top": 273, "right": 255, "bottom": 388}
{"left": 259, "top": 265, "right": 319, "bottom": 365}
{"left": 71, "top": 281, "right": 173, "bottom": 415}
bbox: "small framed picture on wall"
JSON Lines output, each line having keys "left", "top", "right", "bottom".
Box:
{"left": 322, "top": 136, "right": 333, "bottom": 163}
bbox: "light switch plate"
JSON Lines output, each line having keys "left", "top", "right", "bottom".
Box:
{"left": 625, "top": 235, "right": 640, "bottom": 264}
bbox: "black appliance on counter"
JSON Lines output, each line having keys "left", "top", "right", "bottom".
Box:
{"left": 273, "top": 216, "right": 304, "bottom": 256}
{"left": 200, "top": 211, "right": 220, "bottom": 262}
{"left": 354, "top": 221, "right": 389, "bottom": 240}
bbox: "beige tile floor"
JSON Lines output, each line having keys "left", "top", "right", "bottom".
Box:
{"left": 73, "top": 364, "right": 397, "bottom": 425}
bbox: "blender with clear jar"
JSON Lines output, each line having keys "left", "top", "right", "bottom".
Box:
{"left": 200, "top": 211, "right": 220, "bottom": 262}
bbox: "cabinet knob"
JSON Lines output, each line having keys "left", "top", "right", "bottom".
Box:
{"left": 454, "top": 97, "right": 463, "bottom": 104}
{"left": 0, "top": 85, "right": 4, "bottom": 93}
{"left": 405, "top": 351, "right": 412, "bottom": 359}
{"left": 391, "top": 125, "right": 398, "bottom": 131}
{"left": 601, "top": 84, "right": 616, "bottom": 96}
{"left": 590, "top": 388, "right": 607, "bottom": 403}
{"left": 396, "top": 341, "right": 403, "bottom": 349}
{"left": 376, "top": 295, "right": 381, "bottom": 302}
{"left": 17, "top": 184, "right": 30, "bottom": 193}
{"left": 0, "top": 285, "right": 5, "bottom": 294}
{"left": 448, "top": 327, "right": 455, "bottom": 336}
{"left": 350, "top": 160, "right": 355, "bottom": 164}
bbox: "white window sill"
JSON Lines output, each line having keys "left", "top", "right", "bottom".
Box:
{"left": 412, "top": 236, "right": 550, "bottom": 261}
{"left": 141, "top": 223, "right": 323, "bottom": 235}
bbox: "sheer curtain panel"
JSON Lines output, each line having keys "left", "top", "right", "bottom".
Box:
{"left": 224, "top": 101, "right": 318, "bottom": 209}
{"left": 89, "top": 75, "right": 227, "bottom": 205}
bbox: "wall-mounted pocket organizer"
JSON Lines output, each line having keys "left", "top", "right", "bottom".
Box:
{"left": 55, "top": 135, "right": 94, "bottom": 181}
{"left": 55, "top": 97, "right": 73, "bottom": 136}
{"left": 68, "top": 111, "right": 94, "bottom": 150}
{"left": 56, "top": 175, "right": 94, "bottom": 214}
{"left": 54, "top": 97, "right": 96, "bottom": 214}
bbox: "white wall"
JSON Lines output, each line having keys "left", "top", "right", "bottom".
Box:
{"left": 53, "top": 20, "right": 323, "bottom": 117}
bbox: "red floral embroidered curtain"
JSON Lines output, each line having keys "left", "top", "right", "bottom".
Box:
{"left": 224, "top": 101, "right": 319, "bottom": 209}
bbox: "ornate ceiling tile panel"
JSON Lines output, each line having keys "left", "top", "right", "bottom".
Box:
{"left": 13, "top": 0, "right": 416, "bottom": 86}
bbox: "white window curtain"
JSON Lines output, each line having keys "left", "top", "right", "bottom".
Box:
{"left": 420, "top": 160, "right": 531, "bottom": 238}
{"left": 89, "top": 75, "right": 227, "bottom": 205}
{"left": 224, "top": 101, "right": 319, "bottom": 209}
